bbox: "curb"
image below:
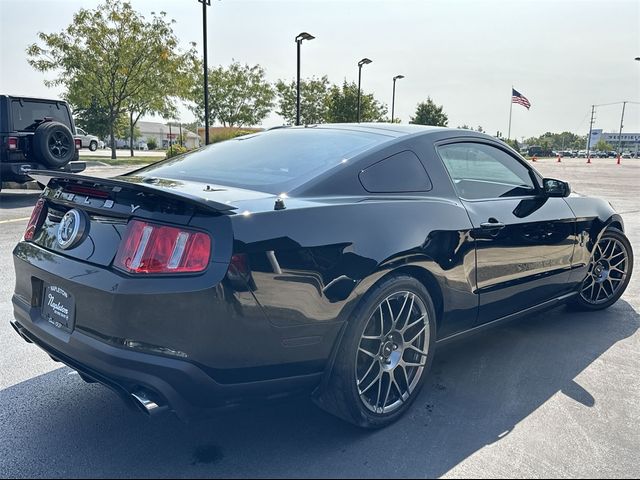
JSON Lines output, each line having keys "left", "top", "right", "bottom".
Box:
{"left": 1, "top": 181, "right": 41, "bottom": 191}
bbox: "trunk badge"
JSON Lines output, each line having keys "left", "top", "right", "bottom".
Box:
{"left": 57, "top": 209, "right": 88, "bottom": 250}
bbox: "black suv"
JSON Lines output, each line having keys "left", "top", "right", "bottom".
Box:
{"left": 1, "top": 95, "right": 85, "bottom": 190}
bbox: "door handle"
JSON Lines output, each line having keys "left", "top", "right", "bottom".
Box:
{"left": 480, "top": 219, "right": 506, "bottom": 230}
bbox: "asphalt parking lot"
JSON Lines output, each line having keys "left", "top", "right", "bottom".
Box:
{"left": 0, "top": 157, "right": 638, "bottom": 478}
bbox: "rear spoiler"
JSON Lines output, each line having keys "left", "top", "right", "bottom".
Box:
{"left": 29, "top": 170, "right": 238, "bottom": 213}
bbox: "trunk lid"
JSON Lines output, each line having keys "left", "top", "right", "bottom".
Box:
{"left": 28, "top": 170, "right": 242, "bottom": 268}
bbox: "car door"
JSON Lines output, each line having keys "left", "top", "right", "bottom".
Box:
{"left": 437, "top": 140, "right": 577, "bottom": 324}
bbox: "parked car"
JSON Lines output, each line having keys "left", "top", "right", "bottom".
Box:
{"left": 10, "top": 124, "right": 633, "bottom": 428}
{"left": 0, "top": 94, "right": 85, "bottom": 190}
{"left": 527, "top": 145, "right": 553, "bottom": 157}
{"left": 75, "top": 127, "right": 101, "bottom": 151}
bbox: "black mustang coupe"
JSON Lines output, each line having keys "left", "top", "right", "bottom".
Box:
{"left": 11, "top": 124, "right": 633, "bottom": 428}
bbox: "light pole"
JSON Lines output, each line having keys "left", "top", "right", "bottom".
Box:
{"left": 198, "top": 0, "right": 211, "bottom": 145}
{"left": 357, "top": 58, "right": 372, "bottom": 123}
{"left": 617, "top": 101, "right": 627, "bottom": 155}
{"left": 391, "top": 75, "right": 404, "bottom": 123}
{"left": 295, "top": 32, "right": 315, "bottom": 126}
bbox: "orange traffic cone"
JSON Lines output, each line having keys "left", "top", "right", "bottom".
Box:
{"left": 532, "top": 155, "right": 537, "bottom": 162}
{"left": 557, "top": 154, "right": 562, "bottom": 163}
{"left": 617, "top": 154, "right": 621, "bottom": 165}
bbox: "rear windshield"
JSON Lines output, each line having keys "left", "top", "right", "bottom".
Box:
{"left": 11, "top": 100, "right": 73, "bottom": 131}
{"left": 132, "top": 128, "right": 390, "bottom": 193}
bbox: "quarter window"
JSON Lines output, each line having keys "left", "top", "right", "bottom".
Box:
{"left": 438, "top": 142, "right": 536, "bottom": 199}
{"left": 359, "top": 150, "right": 432, "bottom": 193}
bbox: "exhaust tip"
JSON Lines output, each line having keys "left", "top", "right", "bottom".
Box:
{"left": 131, "top": 390, "right": 167, "bottom": 416}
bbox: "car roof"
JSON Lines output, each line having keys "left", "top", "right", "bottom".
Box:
{"left": 0, "top": 94, "right": 68, "bottom": 104}
{"left": 291, "top": 123, "right": 451, "bottom": 138}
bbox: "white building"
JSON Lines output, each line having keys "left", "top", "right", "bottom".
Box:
{"left": 589, "top": 129, "right": 640, "bottom": 152}
{"left": 114, "top": 121, "right": 200, "bottom": 150}
{"left": 137, "top": 121, "right": 200, "bottom": 149}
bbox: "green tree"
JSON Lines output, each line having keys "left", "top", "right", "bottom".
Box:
{"left": 125, "top": 40, "right": 197, "bottom": 156}
{"left": 594, "top": 139, "right": 613, "bottom": 151}
{"left": 525, "top": 131, "right": 586, "bottom": 150}
{"left": 325, "top": 81, "right": 387, "bottom": 123}
{"left": 275, "top": 76, "right": 330, "bottom": 125}
{"left": 189, "top": 61, "right": 275, "bottom": 128}
{"left": 409, "top": 98, "right": 448, "bottom": 126}
{"left": 503, "top": 138, "right": 520, "bottom": 150}
{"left": 27, "top": 1, "right": 192, "bottom": 159}
{"left": 72, "top": 99, "right": 127, "bottom": 139}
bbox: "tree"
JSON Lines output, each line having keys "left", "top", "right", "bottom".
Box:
{"left": 594, "top": 139, "right": 613, "bottom": 151}
{"left": 275, "top": 76, "right": 330, "bottom": 125}
{"left": 410, "top": 98, "right": 448, "bottom": 126}
{"left": 325, "top": 81, "right": 387, "bottom": 123}
{"left": 27, "top": 1, "right": 192, "bottom": 159}
{"left": 72, "top": 99, "right": 127, "bottom": 139}
{"left": 189, "top": 61, "right": 275, "bottom": 128}
{"left": 524, "top": 131, "right": 586, "bottom": 150}
{"left": 503, "top": 138, "right": 520, "bottom": 151}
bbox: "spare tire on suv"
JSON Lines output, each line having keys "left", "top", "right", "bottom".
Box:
{"left": 33, "top": 121, "right": 76, "bottom": 168}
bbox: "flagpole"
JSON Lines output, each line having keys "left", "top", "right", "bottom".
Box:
{"left": 507, "top": 85, "right": 513, "bottom": 140}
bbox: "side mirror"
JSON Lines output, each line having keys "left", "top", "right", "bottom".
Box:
{"left": 543, "top": 178, "right": 571, "bottom": 197}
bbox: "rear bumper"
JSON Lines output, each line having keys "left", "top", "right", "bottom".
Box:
{"left": 11, "top": 241, "right": 333, "bottom": 420}
{"left": 11, "top": 297, "right": 322, "bottom": 420}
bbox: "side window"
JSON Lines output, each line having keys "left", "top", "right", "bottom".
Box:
{"left": 359, "top": 150, "right": 432, "bottom": 193}
{"left": 438, "top": 143, "right": 536, "bottom": 199}
{"left": 77, "top": 128, "right": 86, "bottom": 135}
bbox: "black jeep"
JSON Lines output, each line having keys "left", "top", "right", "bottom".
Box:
{"left": 0, "top": 95, "right": 85, "bottom": 190}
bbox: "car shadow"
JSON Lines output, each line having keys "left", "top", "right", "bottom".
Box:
{"left": 1, "top": 300, "right": 638, "bottom": 478}
{"left": 0, "top": 191, "right": 40, "bottom": 209}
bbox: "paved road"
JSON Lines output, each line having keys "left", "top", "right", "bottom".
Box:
{"left": 0, "top": 159, "right": 638, "bottom": 478}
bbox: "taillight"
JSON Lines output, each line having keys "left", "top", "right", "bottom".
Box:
{"left": 74, "top": 138, "right": 82, "bottom": 150}
{"left": 114, "top": 220, "right": 211, "bottom": 274}
{"left": 24, "top": 199, "right": 47, "bottom": 241}
{"left": 8, "top": 137, "right": 18, "bottom": 150}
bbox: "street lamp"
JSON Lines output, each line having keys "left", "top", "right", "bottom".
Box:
{"left": 391, "top": 75, "right": 404, "bottom": 123}
{"left": 357, "top": 58, "right": 372, "bottom": 123}
{"left": 295, "top": 32, "right": 315, "bottom": 126}
{"left": 198, "top": 0, "right": 212, "bottom": 145}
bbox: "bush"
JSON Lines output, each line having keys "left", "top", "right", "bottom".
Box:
{"left": 165, "top": 144, "right": 190, "bottom": 159}
{"left": 210, "top": 128, "right": 257, "bottom": 144}
{"left": 146, "top": 137, "right": 158, "bottom": 150}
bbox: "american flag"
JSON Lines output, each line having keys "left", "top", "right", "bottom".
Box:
{"left": 512, "top": 88, "right": 531, "bottom": 110}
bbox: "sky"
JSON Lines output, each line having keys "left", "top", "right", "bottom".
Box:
{"left": 1, "top": 0, "right": 639, "bottom": 139}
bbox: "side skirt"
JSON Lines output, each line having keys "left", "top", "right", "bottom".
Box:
{"left": 436, "top": 291, "right": 578, "bottom": 346}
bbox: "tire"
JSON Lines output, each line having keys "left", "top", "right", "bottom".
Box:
{"left": 315, "top": 274, "right": 437, "bottom": 428}
{"left": 89, "top": 140, "right": 98, "bottom": 151}
{"left": 33, "top": 121, "right": 75, "bottom": 168}
{"left": 570, "top": 227, "right": 633, "bottom": 311}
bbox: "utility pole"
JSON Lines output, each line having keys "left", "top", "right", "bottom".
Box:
{"left": 617, "top": 101, "right": 627, "bottom": 155}
{"left": 199, "top": 0, "right": 211, "bottom": 145}
{"left": 586, "top": 105, "right": 596, "bottom": 153}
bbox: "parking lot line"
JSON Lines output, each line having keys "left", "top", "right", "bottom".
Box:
{"left": 0, "top": 217, "right": 30, "bottom": 224}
